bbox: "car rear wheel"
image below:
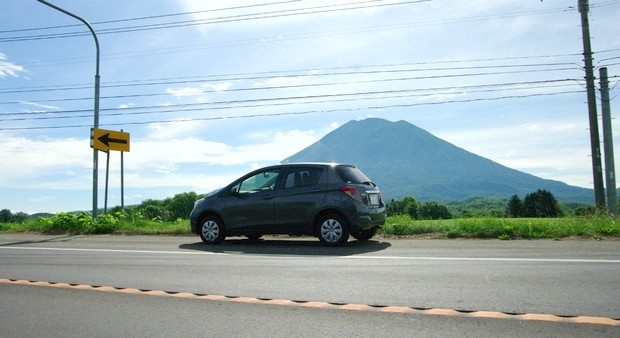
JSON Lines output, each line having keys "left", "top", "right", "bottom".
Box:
{"left": 317, "top": 213, "right": 349, "bottom": 246}
{"left": 199, "top": 215, "right": 226, "bottom": 244}
{"left": 352, "top": 227, "right": 378, "bottom": 241}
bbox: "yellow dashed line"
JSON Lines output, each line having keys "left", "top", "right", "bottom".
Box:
{"left": 1, "top": 278, "right": 618, "bottom": 327}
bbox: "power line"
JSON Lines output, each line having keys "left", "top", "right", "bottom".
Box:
{"left": 5, "top": 5, "right": 585, "bottom": 69}
{"left": 0, "top": 80, "right": 584, "bottom": 122}
{"left": 0, "top": 0, "right": 303, "bottom": 34}
{"left": 0, "top": 0, "right": 430, "bottom": 42}
{"left": 0, "top": 60, "right": 582, "bottom": 95}
{"left": 0, "top": 90, "right": 585, "bottom": 131}
{"left": 0, "top": 73, "right": 585, "bottom": 107}
{"left": 590, "top": 0, "right": 620, "bottom": 8}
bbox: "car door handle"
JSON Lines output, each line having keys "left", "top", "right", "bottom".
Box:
{"left": 263, "top": 195, "right": 275, "bottom": 200}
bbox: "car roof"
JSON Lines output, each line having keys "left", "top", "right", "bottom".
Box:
{"left": 274, "top": 162, "right": 355, "bottom": 168}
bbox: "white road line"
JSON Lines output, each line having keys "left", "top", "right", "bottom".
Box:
{"left": 1, "top": 245, "right": 619, "bottom": 263}
{"left": 0, "top": 246, "right": 222, "bottom": 255}
{"left": 344, "top": 255, "right": 620, "bottom": 264}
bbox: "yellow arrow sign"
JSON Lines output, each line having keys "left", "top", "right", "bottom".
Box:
{"left": 91, "top": 128, "right": 130, "bottom": 152}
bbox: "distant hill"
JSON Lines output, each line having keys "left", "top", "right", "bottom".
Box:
{"left": 283, "top": 118, "right": 594, "bottom": 203}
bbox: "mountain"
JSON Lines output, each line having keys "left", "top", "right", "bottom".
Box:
{"left": 282, "top": 118, "right": 594, "bottom": 203}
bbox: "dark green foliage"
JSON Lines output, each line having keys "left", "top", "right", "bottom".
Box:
{"left": 523, "top": 189, "right": 562, "bottom": 218}
{"left": 444, "top": 197, "right": 508, "bottom": 217}
{"left": 138, "top": 201, "right": 171, "bottom": 221}
{"left": 387, "top": 197, "right": 451, "bottom": 220}
{"left": 163, "top": 191, "right": 200, "bottom": 220}
{"left": 505, "top": 190, "right": 562, "bottom": 218}
{"left": 571, "top": 205, "right": 597, "bottom": 216}
{"left": 418, "top": 201, "right": 452, "bottom": 220}
{"left": 110, "top": 192, "right": 202, "bottom": 222}
{"left": 386, "top": 196, "right": 418, "bottom": 218}
{"left": 506, "top": 195, "right": 524, "bottom": 217}
{"left": 0, "top": 209, "right": 10, "bottom": 223}
{"left": 0, "top": 209, "right": 29, "bottom": 223}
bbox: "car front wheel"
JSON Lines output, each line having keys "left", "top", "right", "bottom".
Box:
{"left": 199, "top": 215, "right": 226, "bottom": 244}
{"left": 317, "top": 213, "right": 350, "bottom": 246}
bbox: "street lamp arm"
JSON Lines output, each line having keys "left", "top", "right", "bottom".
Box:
{"left": 36, "top": 0, "right": 100, "bottom": 75}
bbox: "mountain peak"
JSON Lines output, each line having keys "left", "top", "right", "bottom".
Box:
{"left": 283, "top": 118, "right": 593, "bottom": 202}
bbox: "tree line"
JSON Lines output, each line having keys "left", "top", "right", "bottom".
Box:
{"left": 0, "top": 209, "right": 29, "bottom": 223}
{"left": 109, "top": 191, "right": 201, "bottom": 222}
{"left": 505, "top": 189, "right": 561, "bottom": 218}
{"left": 388, "top": 189, "right": 564, "bottom": 219}
{"left": 0, "top": 189, "right": 593, "bottom": 224}
{"left": 386, "top": 197, "right": 453, "bottom": 220}
{"left": 0, "top": 192, "right": 202, "bottom": 224}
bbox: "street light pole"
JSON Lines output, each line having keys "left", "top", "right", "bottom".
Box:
{"left": 37, "top": 0, "right": 101, "bottom": 217}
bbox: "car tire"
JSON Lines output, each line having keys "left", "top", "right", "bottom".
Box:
{"left": 199, "top": 215, "right": 226, "bottom": 244}
{"left": 351, "top": 227, "right": 378, "bottom": 241}
{"left": 317, "top": 213, "right": 350, "bottom": 246}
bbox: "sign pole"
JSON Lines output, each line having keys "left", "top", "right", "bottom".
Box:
{"left": 121, "top": 130, "right": 125, "bottom": 210}
{"left": 104, "top": 150, "right": 110, "bottom": 214}
{"left": 91, "top": 128, "right": 130, "bottom": 212}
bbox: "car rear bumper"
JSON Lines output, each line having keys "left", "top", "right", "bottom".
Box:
{"left": 350, "top": 205, "right": 386, "bottom": 231}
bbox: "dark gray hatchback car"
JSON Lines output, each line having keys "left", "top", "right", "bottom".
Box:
{"left": 190, "top": 163, "right": 386, "bottom": 246}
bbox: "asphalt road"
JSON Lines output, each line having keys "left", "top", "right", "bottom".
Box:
{"left": 1, "top": 234, "right": 619, "bottom": 337}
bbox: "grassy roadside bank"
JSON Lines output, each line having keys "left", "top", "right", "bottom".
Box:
{"left": 382, "top": 215, "right": 619, "bottom": 240}
{"left": 1, "top": 212, "right": 618, "bottom": 240}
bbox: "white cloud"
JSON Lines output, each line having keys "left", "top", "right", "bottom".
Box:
{"left": 18, "top": 101, "right": 60, "bottom": 110}
{"left": 0, "top": 136, "right": 91, "bottom": 188}
{"left": 253, "top": 71, "right": 318, "bottom": 87}
{"left": 0, "top": 127, "right": 319, "bottom": 194}
{"left": 0, "top": 53, "right": 24, "bottom": 78}
{"left": 131, "top": 128, "right": 317, "bottom": 169}
{"left": 201, "top": 82, "right": 232, "bottom": 92}
{"left": 147, "top": 120, "right": 204, "bottom": 140}
{"left": 117, "top": 103, "right": 135, "bottom": 109}
{"left": 166, "top": 87, "right": 203, "bottom": 98}
{"left": 166, "top": 82, "right": 232, "bottom": 98}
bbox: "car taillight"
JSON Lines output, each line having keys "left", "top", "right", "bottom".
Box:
{"left": 340, "top": 185, "right": 363, "bottom": 203}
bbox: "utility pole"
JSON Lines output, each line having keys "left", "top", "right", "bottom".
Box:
{"left": 578, "top": 0, "right": 606, "bottom": 210}
{"left": 599, "top": 67, "right": 617, "bottom": 215}
{"left": 37, "top": 1, "right": 101, "bottom": 217}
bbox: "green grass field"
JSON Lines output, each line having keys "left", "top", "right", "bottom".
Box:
{"left": 381, "top": 215, "right": 619, "bottom": 240}
{"left": 1, "top": 212, "right": 618, "bottom": 240}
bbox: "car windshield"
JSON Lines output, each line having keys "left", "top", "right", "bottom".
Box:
{"left": 335, "top": 166, "right": 372, "bottom": 185}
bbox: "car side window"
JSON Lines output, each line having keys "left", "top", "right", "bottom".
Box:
{"left": 284, "top": 167, "right": 323, "bottom": 189}
{"left": 236, "top": 170, "right": 280, "bottom": 194}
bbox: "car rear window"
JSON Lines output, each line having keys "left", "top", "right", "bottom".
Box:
{"left": 335, "top": 166, "right": 371, "bottom": 184}
{"left": 284, "top": 167, "right": 323, "bottom": 189}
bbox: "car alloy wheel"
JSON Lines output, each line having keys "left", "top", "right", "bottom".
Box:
{"left": 199, "top": 216, "right": 226, "bottom": 244}
{"left": 318, "top": 213, "right": 349, "bottom": 246}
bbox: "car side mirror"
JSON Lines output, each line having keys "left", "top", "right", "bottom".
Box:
{"left": 231, "top": 186, "right": 242, "bottom": 197}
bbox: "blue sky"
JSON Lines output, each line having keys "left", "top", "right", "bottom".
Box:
{"left": 1, "top": 0, "right": 619, "bottom": 214}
